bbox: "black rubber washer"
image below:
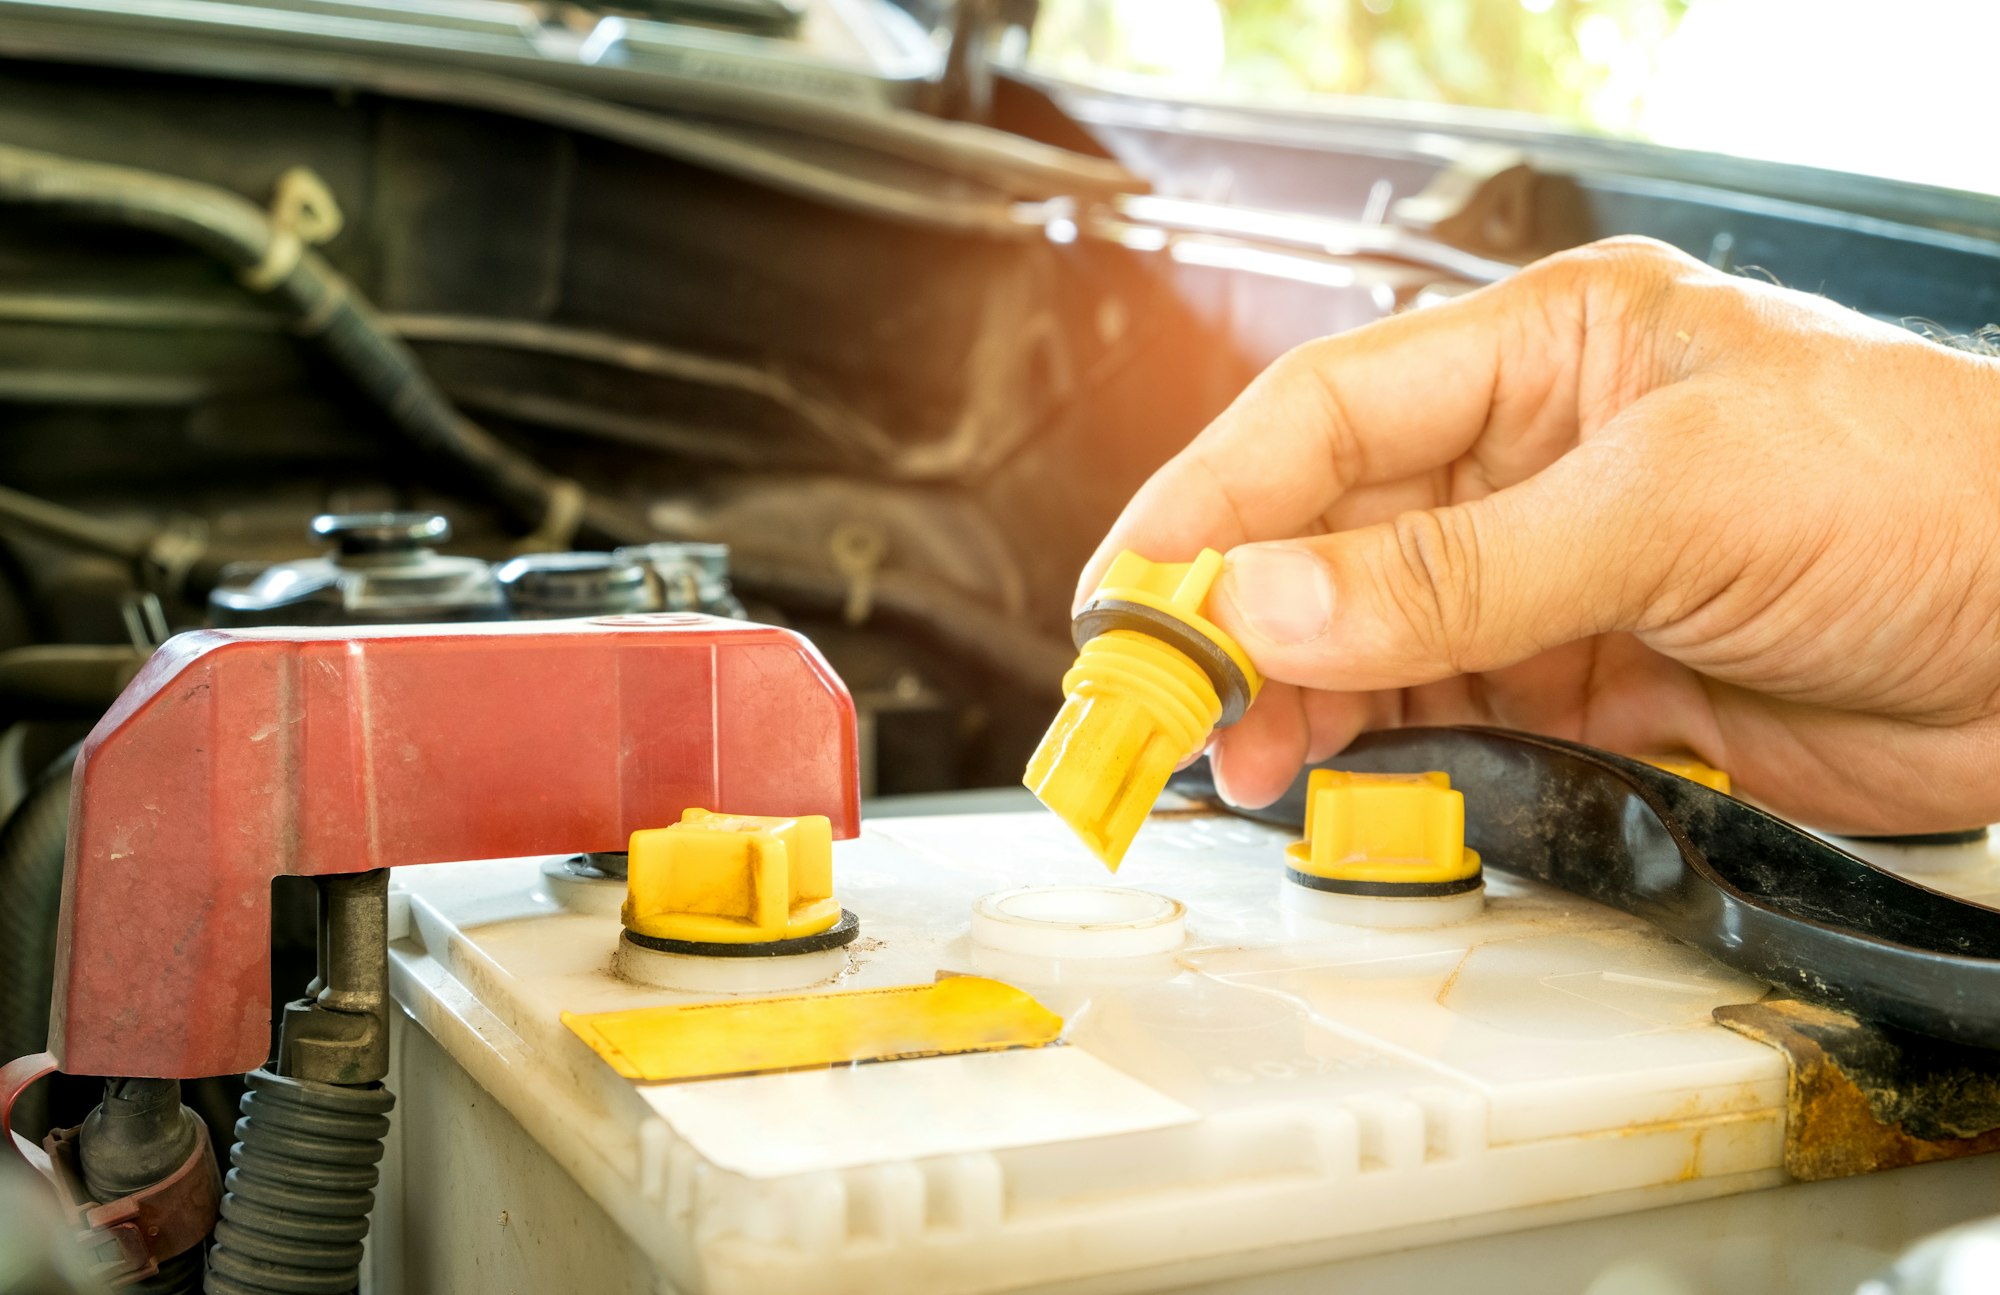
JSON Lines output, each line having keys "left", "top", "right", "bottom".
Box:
{"left": 1073, "top": 598, "right": 1253, "bottom": 727}
{"left": 561, "top": 851, "right": 628, "bottom": 882}
{"left": 621, "top": 908, "right": 860, "bottom": 959}
{"left": 1284, "top": 869, "right": 1484, "bottom": 898}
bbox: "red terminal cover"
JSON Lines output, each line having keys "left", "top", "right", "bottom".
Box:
{"left": 48, "top": 614, "right": 860, "bottom": 1079}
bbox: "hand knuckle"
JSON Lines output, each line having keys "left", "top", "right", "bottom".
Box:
{"left": 1529, "top": 235, "right": 1701, "bottom": 301}
{"left": 1385, "top": 509, "right": 1482, "bottom": 672}
{"left": 1262, "top": 340, "right": 1328, "bottom": 392}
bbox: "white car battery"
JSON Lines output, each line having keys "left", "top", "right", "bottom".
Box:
{"left": 369, "top": 798, "right": 2000, "bottom": 1295}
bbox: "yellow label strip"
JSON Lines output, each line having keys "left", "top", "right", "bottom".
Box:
{"left": 562, "top": 976, "right": 1064, "bottom": 1083}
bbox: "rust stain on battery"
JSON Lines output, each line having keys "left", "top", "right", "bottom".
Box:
{"left": 1714, "top": 998, "right": 2000, "bottom": 1182}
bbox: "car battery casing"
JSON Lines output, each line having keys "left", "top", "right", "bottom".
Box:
{"left": 368, "top": 798, "right": 2000, "bottom": 1294}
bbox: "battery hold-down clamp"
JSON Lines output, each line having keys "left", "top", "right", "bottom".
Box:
{"left": 1, "top": 614, "right": 861, "bottom": 1289}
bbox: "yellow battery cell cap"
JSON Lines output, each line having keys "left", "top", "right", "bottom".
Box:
{"left": 1285, "top": 770, "right": 1483, "bottom": 896}
{"left": 622, "top": 809, "right": 850, "bottom": 948}
{"left": 1025, "top": 549, "right": 1261, "bottom": 872}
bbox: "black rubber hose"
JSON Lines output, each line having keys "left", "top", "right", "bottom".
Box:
{"left": 0, "top": 645, "right": 147, "bottom": 718}
{"left": 0, "top": 142, "right": 1074, "bottom": 691}
{"left": 205, "top": 1069, "right": 394, "bottom": 1295}
{"left": 78, "top": 1076, "right": 215, "bottom": 1291}
{"left": 0, "top": 754, "right": 71, "bottom": 1080}
{"left": 0, "top": 482, "right": 155, "bottom": 563}
{"left": 59, "top": 1078, "right": 213, "bottom": 1294}
{"left": 0, "top": 141, "right": 633, "bottom": 546}
{"left": 272, "top": 264, "right": 578, "bottom": 537}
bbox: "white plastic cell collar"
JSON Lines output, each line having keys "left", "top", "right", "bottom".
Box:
{"left": 970, "top": 885, "right": 1186, "bottom": 960}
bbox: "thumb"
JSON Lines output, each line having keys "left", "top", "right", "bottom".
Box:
{"left": 1207, "top": 447, "right": 1677, "bottom": 691}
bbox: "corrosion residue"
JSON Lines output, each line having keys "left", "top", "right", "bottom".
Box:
{"left": 1715, "top": 998, "right": 2000, "bottom": 1182}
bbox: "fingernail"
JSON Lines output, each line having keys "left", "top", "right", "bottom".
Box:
{"left": 1219, "top": 546, "right": 1332, "bottom": 645}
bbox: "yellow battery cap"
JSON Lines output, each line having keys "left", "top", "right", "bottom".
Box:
{"left": 1024, "top": 549, "right": 1261, "bottom": 872}
{"left": 1641, "top": 755, "right": 1732, "bottom": 794}
{"left": 1285, "top": 769, "right": 1482, "bottom": 895}
{"left": 622, "top": 809, "right": 845, "bottom": 946}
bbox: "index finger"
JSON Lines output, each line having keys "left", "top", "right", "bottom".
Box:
{"left": 1072, "top": 253, "right": 1601, "bottom": 610}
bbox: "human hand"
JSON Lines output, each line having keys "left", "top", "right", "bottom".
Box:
{"left": 1078, "top": 237, "right": 2000, "bottom": 833}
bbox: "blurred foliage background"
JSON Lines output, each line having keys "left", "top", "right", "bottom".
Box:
{"left": 1026, "top": 0, "right": 2000, "bottom": 196}
{"left": 1029, "top": 0, "right": 1687, "bottom": 133}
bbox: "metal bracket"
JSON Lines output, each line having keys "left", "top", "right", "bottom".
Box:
{"left": 50, "top": 615, "right": 860, "bottom": 1080}
{"left": 279, "top": 869, "right": 389, "bottom": 1086}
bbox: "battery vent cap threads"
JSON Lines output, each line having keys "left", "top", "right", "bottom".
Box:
{"left": 621, "top": 809, "right": 852, "bottom": 950}
{"left": 1284, "top": 770, "right": 1485, "bottom": 926}
{"left": 1025, "top": 549, "right": 1261, "bottom": 872}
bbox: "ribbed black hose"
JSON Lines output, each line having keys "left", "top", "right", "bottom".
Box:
{"left": 0, "top": 757, "right": 71, "bottom": 1085}
{"left": 205, "top": 1069, "right": 394, "bottom": 1295}
{"left": 140, "top": 1246, "right": 208, "bottom": 1294}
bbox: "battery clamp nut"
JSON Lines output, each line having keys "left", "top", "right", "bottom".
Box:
{"left": 1025, "top": 549, "right": 1262, "bottom": 871}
